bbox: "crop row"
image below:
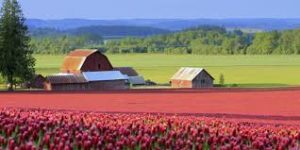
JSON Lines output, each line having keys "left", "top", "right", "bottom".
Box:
{"left": 0, "top": 108, "right": 300, "bottom": 150}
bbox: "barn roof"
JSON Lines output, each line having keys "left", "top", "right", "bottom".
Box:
{"left": 34, "top": 74, "right": 46, "bottom": 80}
{"left": 60, "top": 49, "right": 98, "bottom": 72}
{"left": 128, "top": 76, "right": 145, "bottom": 85}
{"left": 82, "top": 71, "right": 128, "bottom": 82}
{"left": 46, "top": 74, "right": 87, "bottom": 84}
{"left": 114, "top": 67, "right": 138, "bottom": 76}
{"left": 171, "top": 67, "right": 214, "bottom": 81}
{"left": 68, "top": 49, "right": 98, "bottom": 57}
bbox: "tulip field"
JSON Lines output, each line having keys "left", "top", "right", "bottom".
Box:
{"left": 1, "top": 88, "right": 300, "bottom": 149}
{"left": 1, "top": 108, "right": 300, "bottom": 150}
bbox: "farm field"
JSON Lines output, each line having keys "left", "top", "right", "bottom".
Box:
{"left": 1, "top": 88, "right": 300, "bottom": 117}
{"left": 35, "top": 54, "right": 300, "bottom": 87}
{"left": 1, "top": 81, "right": 300, "bottom": 149}
{"left": 1, "top": 88, "right": 300, "bottom": 149}
{"left": 1, "top": 108, "right": 300, "bottom": 150}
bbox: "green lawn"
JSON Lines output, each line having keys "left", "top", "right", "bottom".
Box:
{"left": 35, "top": 54, "right": 300, "bottom": 87}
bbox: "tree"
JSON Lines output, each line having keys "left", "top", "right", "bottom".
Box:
{"left": 247, "top": 31, "right": 280, "bottom": 54}
{"left": 219, "top": 74, "right": 225, "bottom": 86}
{"left": 0, "top": 0, "right": 35, "bottom": 91}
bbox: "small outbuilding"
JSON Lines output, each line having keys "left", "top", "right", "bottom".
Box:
{"left": 61, "top": 49, "right": 113, "bottom": 74}
{"left": 44, "top": 74, "right": 88, "bottom": 91}
{"left": 171, "top": 67, "right": 214, "bottom": 88}
{"left": 114, "top": 67, "right": 145, "bottom": 85}
{"left": 30, "top": 74, "right": 46, "bottom": 89}
{"left": 21, "top": 74, "right": 46, "bottom": 89}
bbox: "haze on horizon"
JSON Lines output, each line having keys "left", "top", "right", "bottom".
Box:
{"left": 19, "top": 0, "right": 300, "bottom": 20}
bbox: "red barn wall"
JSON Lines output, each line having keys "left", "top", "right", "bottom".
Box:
{"left": 171, "top": 80, "right": 193, "bottom": 88}
{"left": 81, "top": 53, "right": 113, "bottom": 72}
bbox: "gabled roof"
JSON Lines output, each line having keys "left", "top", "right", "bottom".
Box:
{"left": 34, "top": 74, "right": 46, "bottom": 80}
{"left": 60, "top": 49, "right": 98, "bottom": 72}
{"left": 171, "top": 67, "right": 214, "bottom": 81}
{"left": 114, "top": 67, "right": 138, "bottom": 76}
{"left": 61, "top": 57, "right": 85, "bottom": 72}
{"left": 82, "top": 71, "right": 128, "bottom": 82}
{"left": 46, "top": 74, "right": 87, "bottom": 84}
{"left": 68, "top": 49, "right": 98, "bottom": 57}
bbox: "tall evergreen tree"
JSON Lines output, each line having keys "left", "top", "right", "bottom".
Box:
{"left": 0, "top": 0, "right": 35, "bottom": 91}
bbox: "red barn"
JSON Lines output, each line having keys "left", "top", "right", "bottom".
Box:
{"left": 61, "top": 49, "right": 113, "bottom": 74}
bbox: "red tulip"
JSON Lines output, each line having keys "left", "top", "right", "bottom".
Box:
{"left": 1, "top": 108, "right": 300, "bottom": 150}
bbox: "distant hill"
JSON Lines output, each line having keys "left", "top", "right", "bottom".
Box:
{"left": 68, "top": 26, "right": 170, "bottom": 39}
{"left": 26, "top": 18, "right": 300, "bottom": 31}
{"left": 29, "top": 26, "right": 171, "bottom": 39}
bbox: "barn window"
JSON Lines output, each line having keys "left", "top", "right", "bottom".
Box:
{"left": 201, "top": 79, "right": 205, "bottom": 84}
{"left": 98, "top": 64, "right": 101, "bottom": 69}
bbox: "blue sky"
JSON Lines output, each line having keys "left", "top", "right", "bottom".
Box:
{"left": 19, "top": 0, "right": 300, "bottom": 19}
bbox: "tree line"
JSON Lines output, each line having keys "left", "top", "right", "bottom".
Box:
{"left": 28, "top": 25, "right": 171, "bottom": 54}
{"left": 30, "top": 26, "right": 300, "bottom": 55}
{"left": 30, "top": 34, "right": 103, "bottom": 54}
{"left": 104, "top": 26, "right": 300, "bottom": 55}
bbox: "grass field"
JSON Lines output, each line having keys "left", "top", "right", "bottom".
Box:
{"left": 35, "top": 54, "right": 300, "bottom": 87}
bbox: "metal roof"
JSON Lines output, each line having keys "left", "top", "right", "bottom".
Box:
{"left": 60, "top": 57, "right": 85, "bottom": 72}
{"left": 114, "top": 67, "right": 139, "bottom": 76}
{"left": 68, "top": 49, "right": 98, "bottom": 57}
{"left": 46, "top": 74, "right": 87, "bottom": 84}
{"left": 82, "top": 71, "right": 128, "bottom": 82}
{"left": 128, "top": 76, "right": 145, "bottom": 85}
{"left": 60, "top": 49, "right": 99, "bottom": 72}
{"left": 171, "top": 67, "right": 214, "bottom": 81}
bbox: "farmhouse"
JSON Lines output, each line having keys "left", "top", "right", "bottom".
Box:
{"left": 171, "top": 67, "right": 214, "bottom": 88}
{"left": 114, "top": 67, "right": 145, "bottom": 85}
{"left": 61, "top": 49, "right": 113, "bottom": 74}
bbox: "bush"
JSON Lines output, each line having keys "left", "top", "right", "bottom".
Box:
{"left": 0, "top": 74, "right": 5, "bottom": 84}
{"left": 219, "top": 73, "right": 225, "bottom": 85}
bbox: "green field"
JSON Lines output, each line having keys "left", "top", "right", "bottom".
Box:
{"left": 35, "top": 54, "right": 300, "bottom": 87}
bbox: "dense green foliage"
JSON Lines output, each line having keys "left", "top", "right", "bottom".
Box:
{"left": 30, "top": 35, "right": 103, "bottom": 54}
{"left": 0, "top": 0, "right": 35, "bottom": 90}
{"left": 29, "top": 26, "right": 300, "bottom": 55}
{"left": 105, "top": 26, "right": 300, "bottom": 54}
{"left": 29, "top": 26, "right": 170, "bottom": 54}
{"left": 105, "top": 26, "right": 252, "bottom": 54}
{"left": 248, "top": 30, "right": 300, "bottom": 54}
